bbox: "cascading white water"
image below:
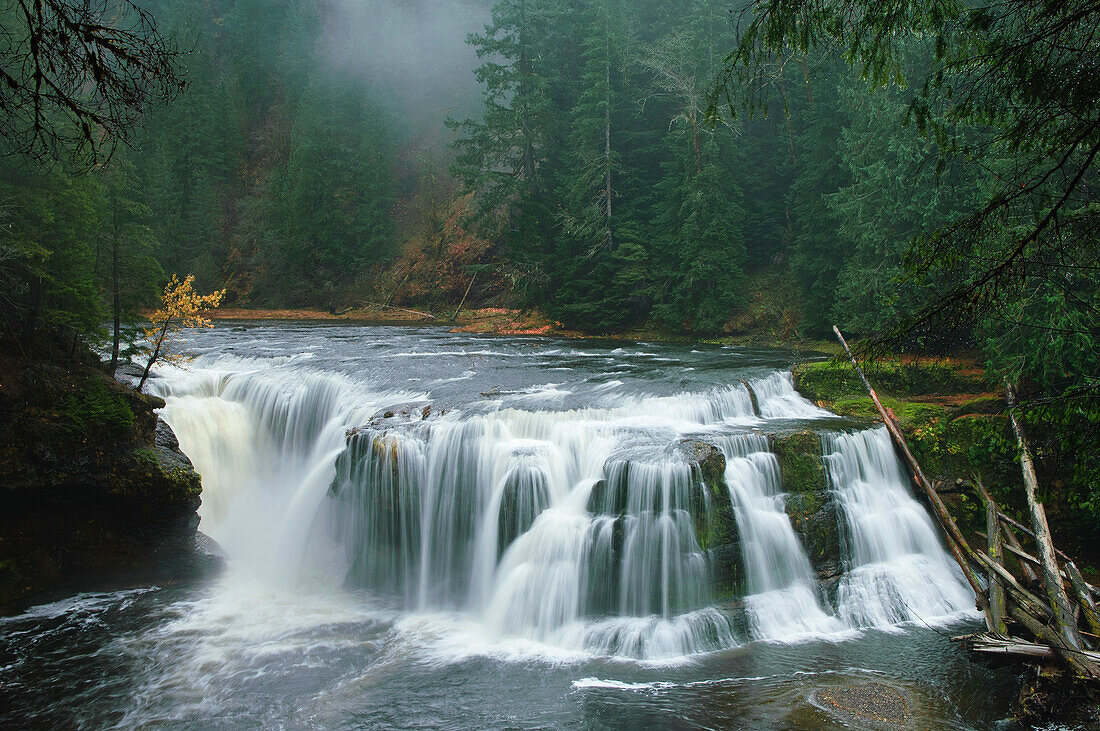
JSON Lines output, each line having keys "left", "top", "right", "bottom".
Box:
{"left": 825, "top": 428, "right": 974, "bottom": 627}
{"left": 716, "top": 434, "right": 843, "bottom": 639}
{"left": 750, "top": 372, "right": 831, "bottom": 419}
{"left": 152, "top": 353, "right": 975, "bottom": 661}
{"left": 334, "top": 410, "right": 738, "bottom": 658}
{"left": 153, "top": 363, "right": 414, "bottom": 585}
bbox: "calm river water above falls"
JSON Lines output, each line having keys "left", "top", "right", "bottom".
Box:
{"left": 0, "top": 324, "right": 1020, "bottom": 729}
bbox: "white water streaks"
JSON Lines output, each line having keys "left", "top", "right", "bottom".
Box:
{"left": 825, "top": 428, "right": 974, "bottom": 627}
{"left": 151, "top": 346, "right": 973, "bottom": 661}
{"left": 152, "top": 359, "right": 426, "bottom": 585}
{"left": 716, "top": 434, "right": 843, "bottom": 639}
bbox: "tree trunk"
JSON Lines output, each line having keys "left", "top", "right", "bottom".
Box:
{"left": 690, "top": 114, "right": 703, "bottom": 175}
{"left": 1066, "top": 560, "right": 1100, "bottom": 640}
{"left": 976, "top": 478, "right": 1009, "bottom": 636}
{"left": 604, "top": 46, "right": 612, "bottom": 247}
{"left": 1008, "top": 601, "right": 1100, "bottom": 680}
{"left": 1001, "top": 522, "right": 1040, "bottom": 584}
{"left": 452, "top": 270, "right": 477, "bottom": 322}
{"left": 138, "top": 316, "right": 172, "bottom": 392}
{"left": 109, "top": 232, "right": 121, "bottom": 375}
{"left": 971, "top": 549, "right": 1055, "bottom": 624}
{"left": 778, "top": 82, "right": 797, "bottom": 165}
{"left": 800, "top": 56, "right": 814, "bottom": 107}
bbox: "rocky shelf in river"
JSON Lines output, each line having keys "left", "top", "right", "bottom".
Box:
{"left": 0, "top": 353, "right": 222, "bottom": 612}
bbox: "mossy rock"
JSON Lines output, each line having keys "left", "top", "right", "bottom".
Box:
{"left": 771, "top": 430, "right": 826, "bottom": 494}
{"left": 793, "top": 359, "right": 987, "bottom": 402}
{"left": 586, "top": 467, "right": 630, "bottom": 516}
{"left": 674, "top": 439, "right": 743, "bottom": 597}
{"left": 673, "top": 440, "right": 737, "bottom": 548}
{"left": 785, "top": 492, "right": 841, "bottom": 579}
{"left": 0, "top": 349, "right": 212, "bottom": 612}
{"left": 709, "top": 541, "right": 743, "bottom": 600}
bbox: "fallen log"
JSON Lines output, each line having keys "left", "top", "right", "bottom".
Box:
{"left": 963, "top": 634, "right": 1100, "bottom": 664}
{"left": 971, "top": 549, "right": 1053, "bottom": 623}
{"left": 995, "top": 510, "right": 1095, "bottom": 594}
{"left": 975, "top": 477, "right": 1008, "bottom": 636}
{"left": 359, "top": 301, "right": 435, "bottom": 319}
{"left": 978, "top": 532, "right": 1100, "bottom": 598}
{"left": 1005, "top": 381, "right": 1083, "bottom": 653}
{"left": 1066, "top": 561, "right": 1100, "bottom": 640}
{"left": 451, "top": 270, "right": 477, "bottom": 322}
{"left": 1008, "top": 601, "right": 1100, "bottom": 680}
{"left": 831, "top": 326, "right": 992, "bottom": 628}
{"left": 1000, "top": 521, "right": 1041, "bottom": 585}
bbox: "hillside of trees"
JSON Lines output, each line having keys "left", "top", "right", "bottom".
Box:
{"left": 0, "top": 2, "right": 1003, "bottom": 328}
{"left": 2, "top": 1, "right": 1096, "bottom": 391}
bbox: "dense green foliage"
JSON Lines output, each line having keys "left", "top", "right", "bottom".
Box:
{"left": 0, "top": 150, "right": 161, "bottom": 343}
{"left": 717, "top": 0, "right": 1100, "bottom": 543}
{"left": 1, "top": 0, "right": 1095, "bottom": 394}
{"left": 63, "top": 377, "right": 135, "bottom": 435}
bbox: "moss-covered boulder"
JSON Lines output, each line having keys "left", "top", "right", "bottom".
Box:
{"left": 0, "top": 351, "right": 216, "bottom": 613}
{"left": 573, "top": 440, "right": 748, "bottom": 599}
{"left": 772, "top": 430, "right": 826, "bottom": 494}
{"left": 785, "top": 491, "right": 842, "bottom": 579}
{"left": 675, "top": 439, "right": 742, "bottom": 598}
{"left": 769, "top": 430, "right": 842, "bottom": 578}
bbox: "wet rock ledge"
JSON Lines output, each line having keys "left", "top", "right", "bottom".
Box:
{"left": 0, "top": 352, "right": 220, "bottom": 613}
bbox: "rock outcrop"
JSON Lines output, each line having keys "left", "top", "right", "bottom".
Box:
{"left": 0, "top": 352, "right": 218, "bottom": 613}
{"left": 676, "top": 439, "right": 742, "bottom": 599}
{"left": 772, "top": 430, "right": 842, "bottom": 580}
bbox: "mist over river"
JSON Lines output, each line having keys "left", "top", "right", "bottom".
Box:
{"left": 0, "top": 323, "right": 1019, "bottom": 728}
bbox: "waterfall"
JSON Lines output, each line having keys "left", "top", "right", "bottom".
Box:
{"left": 154, "top": 364, "right": 406, "bottom": 584}
{"left": 825, "top": 428, "right": 974, "bottom": 627}
{"left": 717, "top": 434, "right": 843, "bottom": 639}
{"left": 153, "top": 356, "right": 974, "bottom": 660}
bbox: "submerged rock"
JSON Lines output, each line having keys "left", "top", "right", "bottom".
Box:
{"left": 816, "top": 682, "right": 912, "bottom": 727}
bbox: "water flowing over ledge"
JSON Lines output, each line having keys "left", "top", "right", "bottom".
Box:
{"left": 151, "top": 339, "right": 973, "bottom": 662}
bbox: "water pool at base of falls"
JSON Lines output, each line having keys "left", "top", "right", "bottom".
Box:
{"left": 0, "top": 324, "right": 1021, "bottom": 729}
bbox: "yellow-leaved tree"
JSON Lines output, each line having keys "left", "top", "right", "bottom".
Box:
{"left": 138, "top": 274, "right": 225, "bottom": 391}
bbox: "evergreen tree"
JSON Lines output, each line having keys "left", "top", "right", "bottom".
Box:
{"left": 275, "top": 79, "right": 397, "bottom": 305}
{"left": 653, "top": 136, "right": 747, "bottom": 333}
{"left": 450, "top": 0, "right": 576, "bottom": 273}
{"left": 785, "top": 71, "right": 849, "bottom": 335}
{"left": 99, "top": 153, "right": 164, "bottom": 372}
{"left": 829, "top": 71, "right": 984, "bottom": 338}
{"left": 548, "top": 0, "right": 647, "bottom": 332}
{"left": 0, "top": 157, "right": 107, "bottom": 339}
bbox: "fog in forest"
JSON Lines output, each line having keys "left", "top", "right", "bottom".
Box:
{"left": 321, "top": 0, "right": 493, "bottom": 138}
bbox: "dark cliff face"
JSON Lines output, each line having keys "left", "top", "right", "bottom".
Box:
{"left": 0, "top": 349, "right": 216, "bottom": 613}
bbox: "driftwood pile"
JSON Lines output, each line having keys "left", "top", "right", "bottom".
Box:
{"left": 833, "top": 326, "right": 1100, "bottom": 682}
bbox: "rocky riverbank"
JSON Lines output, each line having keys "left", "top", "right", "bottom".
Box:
{"left": 0, "top": 348, "right": 219, "bottom": 613}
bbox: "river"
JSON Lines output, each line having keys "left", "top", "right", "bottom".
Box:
{"left": 0, "top": 323, "right": 1020, "bottom": 728}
